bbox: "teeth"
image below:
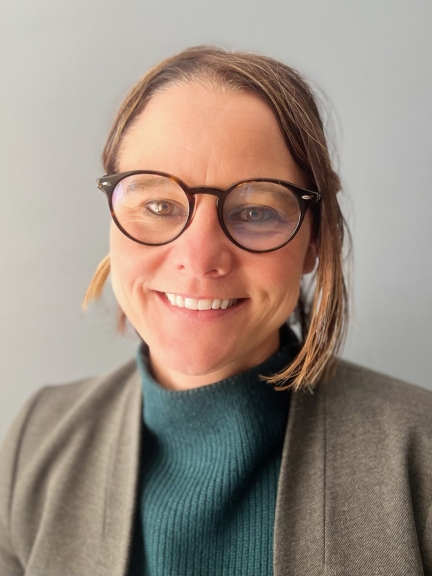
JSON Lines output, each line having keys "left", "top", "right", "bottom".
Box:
{"left": 168, "top": 294, "right": 175, "bottom": 305}
{"left": 165, "top": 294, "right": 238, "bottom": 310}
{"left": 184, "top": 298, "right": 198, "bottom": 309}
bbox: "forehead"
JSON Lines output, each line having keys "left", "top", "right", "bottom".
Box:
{"left": 117, "top": 82, "right": 304, "bottom": 186}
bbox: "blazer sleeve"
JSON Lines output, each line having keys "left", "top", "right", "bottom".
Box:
{"left": 0, "top": 387, "right": 48, "bottom": 576}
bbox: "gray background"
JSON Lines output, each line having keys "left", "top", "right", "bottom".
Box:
{"left": 1, "top": 0, "right": 431, "bottom": 442}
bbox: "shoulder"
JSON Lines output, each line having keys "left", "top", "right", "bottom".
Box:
{"left": 291, "top": 359, "right": 432, "bottom": 450}
{"left": 334, "top": 359, "right": 430, "bottom": 396}
{"left": 326, "top": 359, "right": 432, "bottom": 424}
{"left": 0, "top": 358, "right": 141, "bottom": 514}
{"left": 6, "top": 359, "right": 137, "bottom": 442}
{"left": 315, "top": 360, "right": 432, "bottom": 462}
{"left": 1, "top": 358, "right": 141, "bottom": 465}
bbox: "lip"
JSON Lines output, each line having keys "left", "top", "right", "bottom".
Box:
{"left": 154, "top": 291, "right": 246, "bottom": 319}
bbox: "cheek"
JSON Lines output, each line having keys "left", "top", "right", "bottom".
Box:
{"left": 109, "top": 224, "right": 148, "bottom": 308}
{"left": 110, "top": 225, "right": 131, "bottom": 287}
{"left": 261, "top": 231, "right": 313, "bottom": 307}
{"left": 270, "top": 229, "right": 313, "bottom": 281}
{"left": 270, "top": 258, "right": 304, "bottom": 303}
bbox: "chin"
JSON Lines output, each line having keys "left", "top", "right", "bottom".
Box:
{"left": 149, "top": 343, "right": 236, "bottom": 381}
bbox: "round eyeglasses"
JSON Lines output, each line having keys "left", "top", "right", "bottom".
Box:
{"left": 97, "top": 170, "right": 321, "bottom": 253}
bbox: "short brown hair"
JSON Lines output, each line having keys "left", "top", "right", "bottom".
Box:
{"left": 84, "top": 45, "right": 350, "bottom": 391}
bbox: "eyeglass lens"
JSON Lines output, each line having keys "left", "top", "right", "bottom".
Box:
{"left": 111, "top": 173, "right": 302, "bottom": 251}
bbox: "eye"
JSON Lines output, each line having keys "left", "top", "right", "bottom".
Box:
{"left": 244, "top": 206, "right": 275, "bottom": 222}
{"left": 145, "top": 200, "right": 180, "bottom": 216}
{"left": 229, "top": 205, "right": 282, "bottom": 223}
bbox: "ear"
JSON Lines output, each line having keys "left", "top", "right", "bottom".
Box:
{"left": 302, "top": 240, "right": 318, "bottom": 274}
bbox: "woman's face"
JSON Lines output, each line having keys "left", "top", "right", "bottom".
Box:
{"left": 111, "top": 83, "right": 317, "bottom": 389}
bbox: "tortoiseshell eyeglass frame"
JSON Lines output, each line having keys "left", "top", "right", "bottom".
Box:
{"left": 97, "top": 170, "right": 321, "bottom": 253}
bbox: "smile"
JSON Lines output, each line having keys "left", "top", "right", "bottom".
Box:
{"left": 165, "top": 293, "right": 238, "bottom": 310}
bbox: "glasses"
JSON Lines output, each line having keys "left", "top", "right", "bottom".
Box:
{"left": 97, "top": 170, "right": 321, "bottom": 253}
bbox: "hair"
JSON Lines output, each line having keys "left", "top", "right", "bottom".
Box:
{"left": 83, "top": 45, "right": 350, "bottom": 391}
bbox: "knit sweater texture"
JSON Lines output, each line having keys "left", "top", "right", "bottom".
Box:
{"left": 128, "top": 327, "right": 296, "bottom": 576}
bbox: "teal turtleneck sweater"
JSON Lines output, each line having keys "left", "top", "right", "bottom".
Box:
{"left": 129, "top": 326, "right": 296, "bottom": 576}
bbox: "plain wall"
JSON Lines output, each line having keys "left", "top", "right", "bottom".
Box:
{"left": 1, "top": 0, "right": 431, "bottom": 441}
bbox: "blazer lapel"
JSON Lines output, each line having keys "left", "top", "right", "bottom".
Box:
{"left": 273, "top": 385, "right": 326, "bottom": 576}
{"left": 94, "top": 369, "right": 142, "bottom": 576}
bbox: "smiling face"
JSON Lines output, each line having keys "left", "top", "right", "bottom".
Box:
{"left": 110, "top": 82, "right": 317, "bottom": 390}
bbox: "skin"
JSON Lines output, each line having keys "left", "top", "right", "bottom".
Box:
{"left": 110, "top": 82, "right": 317, "bottom": 390}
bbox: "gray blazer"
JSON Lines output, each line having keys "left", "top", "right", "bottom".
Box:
{"left": 1, "top": 359, "right": 431, "bottom": 576}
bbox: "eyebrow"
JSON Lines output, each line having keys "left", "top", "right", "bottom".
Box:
{"left": 236, "top": 182, "right": 298, "bottom": 200}
{"left": 126, "top": 175, "right": 176, "bottom": 192}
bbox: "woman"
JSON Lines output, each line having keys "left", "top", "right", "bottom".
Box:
{"left": 1, "top": 46, "right": 431, "bottom": 576}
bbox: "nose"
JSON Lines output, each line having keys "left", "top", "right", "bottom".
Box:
{"left": 171, "top": 195, "right": 235, "bottom": 278}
